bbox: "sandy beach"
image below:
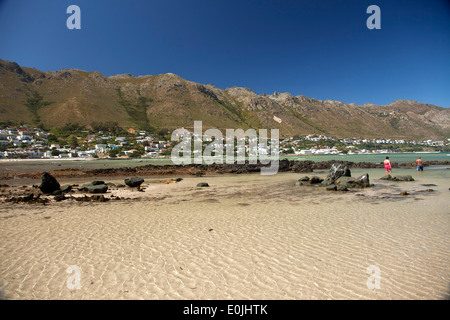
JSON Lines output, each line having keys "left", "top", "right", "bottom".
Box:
{"left": 0, "top": 167, "right": 449, "bottom": 300}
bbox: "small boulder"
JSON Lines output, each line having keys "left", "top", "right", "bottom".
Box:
{"left": 309, "top": 176, "right": 323, "bottom": 184}
{"left": 51, "top": 189, "right": 62, "bottom": 196}
{"left": 197, "top": 182, "right": 209, "bottom": 187}
{"left": 125, "top": 177, "right": 145, "bottom": 188}
{"left": 335, "top": 174, "right": 370, "bottom": 189}
{"left": 54, "top": 194, "right": 67, "bottom": 201}
{"left": 392, "top": 175, "right": 414, "bottom": 182}
{"left": 322, "top": 163, "right": 351, "bottom": 186}
{"left": 86, "top": 184, "right": 108, "bottom": 194}
{"left": 355, "top": 174, "right": 370, "bottom": 188}
{"left": 60, "top": 185, "right": 72, "bottom": 193}
{"left": 91, "top": 181, "right": 106, "bottom": 186}
{"left": 326, "top": 184, "right": 337, "bottom": 191}
{"left": 299, "top": 176, "right": 310, "bottom": 182}
{"left": 39, "top": 172, "right": 61, "bottom": 194}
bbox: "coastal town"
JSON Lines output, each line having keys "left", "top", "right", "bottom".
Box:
{"left": 0, "top": 124, "right": 448, "bottom": 159}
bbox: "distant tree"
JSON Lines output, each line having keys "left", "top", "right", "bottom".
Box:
{"left": 70, "top": 136, "right": 79, "bottom": 148}
{"left": 109, "top": 149, "right": 121, "bottom": 158}
{"left": 47, "top": 134, "right": 58, "bottom": 143}
{"left": 90, "top": 121, "right": 124, "bottom": 135}
{"left": 51, "top": 149, "right": 60, "bottom": 157}
{"left": 129, "top": 150, "right": 143, "bottom": 158}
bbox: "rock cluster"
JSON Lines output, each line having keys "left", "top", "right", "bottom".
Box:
{"left": 295, "top": 163, "right": 371, "bottom": 191}
{"left": 0, "top": 172, "right": 150, "bottom": 205}
{"left": 380, "top": 175, "right": 414, "bottom": 181}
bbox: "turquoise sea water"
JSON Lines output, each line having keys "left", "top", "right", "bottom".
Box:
{"left": 0, "top": 152, "right": 449, "bottom": 173}
{"left": 282, "top": 152, "right": 450, "bottom": 164}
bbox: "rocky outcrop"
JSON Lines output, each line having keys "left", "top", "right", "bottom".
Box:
{"left": 39, "top": 172, "right": 61, "bottom": 194}
{"left": 60, "top": 185, "right": 72, "bottom": 193}
{"left": 334, "top": 174, "right": 370, "bottom": 189}
{"left": 309, "top": 176, "right": 324, "bottom": 184}
{"left": 321, "top": 163, "right": 351, "bottom": 186}
{"left": 380, "top": 175, "right": 415, "bottom": 181}
{"left": 124, "top": 177, "right": 144, "bottom": 188}
{"left": 296, "top": 163, "right": 370, "bottom": 190}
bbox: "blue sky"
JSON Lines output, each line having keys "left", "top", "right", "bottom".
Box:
{"left": 0, "top": 0, "right": 449, "bottom": 107}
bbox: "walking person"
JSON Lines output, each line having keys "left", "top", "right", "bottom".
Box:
{"left": 416, "top": 157, "right": 424, "bottom": 172}
{"left": 384, "top": 156, "right": 392, "bottom": 175}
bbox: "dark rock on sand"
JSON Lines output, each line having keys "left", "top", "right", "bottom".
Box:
{"left": 355, "top": 174, "right": 371, "bottom": 188}
{"left": 400, "top": 191, "right": 409, "bottom": 196}
{"left": 337, "top": 185, "right": 348, "bottom": 192}
{"left": 322, "top": 163, "right": 351, "bottom": 186}
{"left": 91, "top": 181, "right": 106, "bottom": 186}
{"left": 91, "top": 195, "right": 109, "bottom": 202}
{"left": 60, "top": 185, "right": 72, "bottom": 193}
{"left": 392, "top": 175, "right": 415, "bottom": 182}
{"left": 381, "top": 175, "right": 414, "bottom": 182}
{"left": 125, "top": 177, "right": 144, "bottom": 188}
{"left": 80, "top": 182, "right": 108, "bottom": 194}
{"left": 309, "top": 176, "right": 323, "bottom": 184}
{"left": 39, "top": 172, "right": 61, "bottom": 194}
{"left": 6, "top": 193, "right": 48, "bottom": 204}
{"left": 326, "top": 184, "right": 337, "bottom": 191}
{"left": 87, "top": 184, "right": 108, "bottom": 194}
{"left": 197, "top": 182, "right": 209, "bottom": 187}
{"left": 299, "top": 176, "right": 310, "bottom": 182}
{"left": 53, "top": 194, "right": 67, "bottom": 201}
{"left": 335, "top": 174, "right": 370, "bottom": 189}
{"left": 74, "top": 195, "right": 109, "bottom": 202}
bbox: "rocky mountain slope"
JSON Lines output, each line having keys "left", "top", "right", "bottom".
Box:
{"left": 0, "top": 59, "right": 448, "bottom": 139}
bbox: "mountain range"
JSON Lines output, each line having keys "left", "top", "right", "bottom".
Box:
{"left": 0, "top": 59, "right": 448, "bottom": 140}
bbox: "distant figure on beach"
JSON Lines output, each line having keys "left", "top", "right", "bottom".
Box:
{"left": 384, "top": 156, "right": 392, "bottom": 175}
{"left": 416, "top": 157, "right": 424, "bottom": 172}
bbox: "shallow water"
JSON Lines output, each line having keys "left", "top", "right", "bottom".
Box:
{"left": 1, "top": 153, "right": 448, "bottom": 174}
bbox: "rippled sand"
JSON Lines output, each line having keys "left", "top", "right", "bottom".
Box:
{"left": 0, "top": 168, "right": 449, "bottom": 299}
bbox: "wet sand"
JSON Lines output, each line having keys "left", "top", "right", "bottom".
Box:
{"left": 0, "top": 169, "right": 449, "bottom": 299}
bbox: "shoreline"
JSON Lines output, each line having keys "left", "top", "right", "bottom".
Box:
{"left": 1, "top": 159, "right": 449, "bottom": 180}
{"left": 0, "top": 151, "right": 446, "bottom": 163}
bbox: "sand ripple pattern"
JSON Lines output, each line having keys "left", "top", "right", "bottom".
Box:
{"left": 0, "top": 172, "right": 449, "bottom": 299}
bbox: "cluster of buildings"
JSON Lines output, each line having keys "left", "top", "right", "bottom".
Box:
{"left": 0, "top": 126, "right": 171, "bottom": 159}
{"left": 0, "top": 126, "right": 447, "bottom": 159}
{"left": 280, "top": 134, "right": 448, "bottom": 155}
